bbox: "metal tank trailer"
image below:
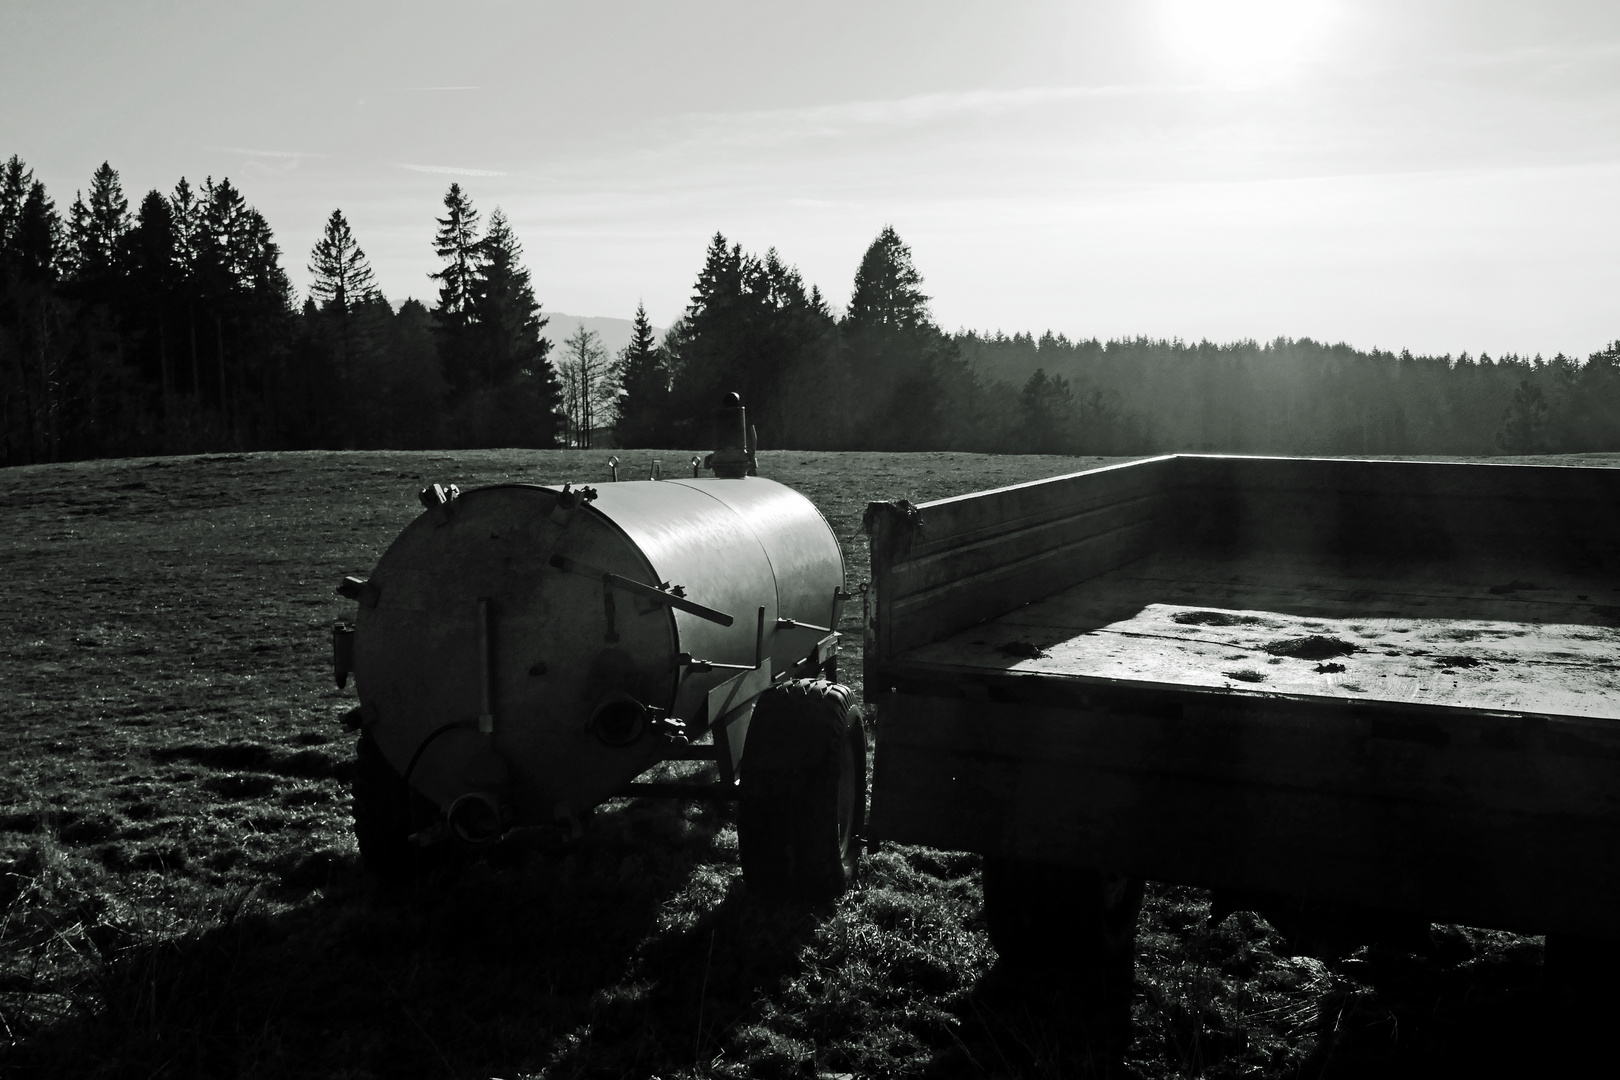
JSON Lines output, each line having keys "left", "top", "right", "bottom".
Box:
{"left": 329, "top": 395, "right": 866, "bottom": 899}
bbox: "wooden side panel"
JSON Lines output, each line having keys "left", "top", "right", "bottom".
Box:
{"left": 868, "top": 688, "right": 1620, "bottom": 938}
{"left": 911, "top": 455, "right": 1177, "bottom": 552}
{"left": 865, "top": 456, "right": 1177, "bottom": 668}
{"left": 1172, "top": 456, "right": 1620, "bottom": 568}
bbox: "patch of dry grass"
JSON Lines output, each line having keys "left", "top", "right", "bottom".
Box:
{"left": 2, "top": 447, "right": 1612, "bottom": 1077}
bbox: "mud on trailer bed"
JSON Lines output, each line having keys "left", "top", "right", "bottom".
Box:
{"left": 862, "top": 454, "right": 1620, "bottom": 979}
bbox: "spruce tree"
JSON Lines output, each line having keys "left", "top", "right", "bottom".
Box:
{"left": 844, "top": 225, "right": 931, "bottom": 333}
{"left": 168, "top": 178, "right": 201, "bottom": 274}
{"left": 0, "top": 155, "right": 34, "bottom": 254}
{"left": 308, "top": 208, "right": 378, "bottom": 388}
{"left": 613, "top": 300, "right": 671, "bottom": 446}
{"left": 0, "top": 174, "right": 64, "bottom": 463}
{"left": 1020, "top": 368, "right": 1077, "bottom": 454}
{"left": 839, "top": 225, "right": 961, "bottom": 451}
{"left": 13, "top": 180, "right": 60, "bottom": 283}
{"left": 200, "top": 177, "right": 250, "bottom": 284}
{"left": 470, "top": 208, "right": 547, "bottom": 386}
{"left": 308, "top": 209, "right": 377, "bottom": 314}
{"left": 429, "top": 183, "right": 483, "bottom": 396}
{"left": 662, "top": 233, "right": 836, "bottom": 447}
{"left": 430, "top": 183, "right": 481, "bottom": 322}
{"left": 66, "top": 161, "right": 130, "bottom": 285}
{"left": 127, "top": 190, "right": 181, "bottom": 412}
{"left": 434, "top": 205, "right": 560, "bottom": 446}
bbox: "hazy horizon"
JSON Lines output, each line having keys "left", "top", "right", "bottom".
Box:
{"left": 5, "top": 0, "right": 1617, "bottom": 359}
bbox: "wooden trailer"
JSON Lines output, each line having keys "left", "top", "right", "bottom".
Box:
{"left": 863, "top": 455, "right": 1620, "bottom": 966}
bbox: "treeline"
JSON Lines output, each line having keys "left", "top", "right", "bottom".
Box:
{"left": 619, "top": 228, "right": 1620, "bottom": 457}
{"left": 952, "top": 332, "right": 1620, "bottom": 457}
{"left": 5, "top": 151, "right": 1617, "bottom": 466}
{"left": 0, "top": 156, "right": 557, "bottom": 465}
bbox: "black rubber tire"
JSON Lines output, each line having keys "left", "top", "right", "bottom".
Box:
{"left": 737, "top": 679, "right": 867, "bottom": 902}
{"left": 352, "top": 731, "right": 442, "bottom": 883}
{"left": 982, "top": 858, "right": 1144, "bottom": 999}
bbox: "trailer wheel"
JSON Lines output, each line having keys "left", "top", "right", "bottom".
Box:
{"left": 353, "top": 731, "right": 442, "bottom": 883}
{"left": 737, "top": 679, "right": 867, "bottom": 902}
{"left": 982, "top": 858, "right": 1144, "bottom": 998}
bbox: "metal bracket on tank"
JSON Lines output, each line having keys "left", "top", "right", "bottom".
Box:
{"left": 548, "top": 554, "right": 734, "bottom": 627}
{"left": 678, "top": 607, "right": 766, "bottom": 675}
{"left": 548, "top": 484, "right": 598, "bottom": 525}
{"left": 419, "top": 483, "right": 460, "bottom": 524}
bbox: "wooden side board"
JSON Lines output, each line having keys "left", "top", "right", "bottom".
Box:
{"left": 1171, "top": 456, "right": 1620, "bottom": 568}
{"left": 868, "top": 682, "right": 1620, "bottom": 938}
{"left": 865, "top": 456, "right": 1177, "bottom": 666}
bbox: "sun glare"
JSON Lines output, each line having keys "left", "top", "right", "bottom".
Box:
{"left": 1159, "top": 0, "right": 1335, "bottom": 82}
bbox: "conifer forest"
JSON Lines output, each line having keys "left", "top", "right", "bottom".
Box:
{"left": 3, "top": 153, "right": 1617, "bottom": 467}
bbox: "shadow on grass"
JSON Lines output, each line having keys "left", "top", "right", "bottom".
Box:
{"left": 3, "top": 797, "right": 821, "bottom": 1080}
{"left": 1291, "top": 938, "right": 1617, "bottom": 1079}
{"left": 923, "top": 886, "right": 1617, "bottom": 1080}
{"left": 920, "top": 960, "right": 1133, "bottom": 1080}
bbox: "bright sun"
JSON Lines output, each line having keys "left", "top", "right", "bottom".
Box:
{"left": 1158, "top": 0, "right": 1336, "bottom": 82}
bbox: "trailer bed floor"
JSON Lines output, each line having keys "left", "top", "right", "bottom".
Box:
{"left": 902, "top": 551, "right": 1620, "bottom": 719}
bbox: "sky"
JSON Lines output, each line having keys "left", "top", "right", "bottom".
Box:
{"left": 4, "top": 0, "right": 1618, "bottom": 358}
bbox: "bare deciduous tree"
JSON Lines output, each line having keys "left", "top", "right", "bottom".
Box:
{"left": 558, "top": 326, "right": 611, "bottom": 448}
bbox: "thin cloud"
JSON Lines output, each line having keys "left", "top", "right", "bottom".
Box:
{"left": 219, "top": 147, "right": 325, "bottom": 159}
{"left": 678, "top": 84, "right": 1169, "bottom": 147}
{"left": 396, "top": 163, "right": 507, "bottom": 177}
{"left": 385, "top": 85, "right": 482, "bottom": 91}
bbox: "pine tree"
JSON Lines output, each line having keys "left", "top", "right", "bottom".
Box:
{"left": 127, "top": 190, "right": 181, "bottom": 416}
{"left": 0, "top": 173, "right": 65, "bottom": 463}
{"left": 1496, "top": 379, "right": 1549, "bottom": 454}
{"left": 12, "top": 179, "right": 60, "bottom": 283}
{"left": 0, "top": 156, "right": 33, "bottom": 255}
{"left": 469, "top": 208, "right": 547, "bottom": 386}
{"left": 307, "top": 208, "right": 378, "bottom": 391}
{"left": 200, "top": 177, "right": 250, "bottom": 285}
{"left": 838, "top": 225, "right": 956, "bottom": 450}
{"left": 663, "top": 232, "right": 837, "bottom": 446}
{"left": 1020, "top": 368, "right": 1077, "bottom": 454}
{"left": 613, "top": 300, "right": 671, "bottom": 446}
{"left": 430, "top": 183, "right": 481, "bottom": 322}
{"left": 308, "top": 209, "right": 377, "bottom": 314}
{"left": 429, "top": 204, "right": 561, "bottom": 447}
{"left": 66, "top": 161, "right": 130, "bottom": 286}
{"left": 844, "top": 225, "right": 931, "bottom": 333}
{"left": 429, "top": 183, "right": 483, "bottom": 398}
{"left": 166, "top": 178, "right": 205, "bottom": 401}
{"left": 168, "top": 178, "right": 201, "bottom": 275}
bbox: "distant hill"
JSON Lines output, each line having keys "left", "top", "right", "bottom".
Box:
{"left": 542, "top": 313, "right": 667, "bottom": 359}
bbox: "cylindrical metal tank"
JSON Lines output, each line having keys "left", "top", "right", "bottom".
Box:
{"left": 350, "top": 476, "right": 844, "bottom": 830}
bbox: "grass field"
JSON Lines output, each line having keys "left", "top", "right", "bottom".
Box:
{"left": 2, "top": 447, "right": 1615, "bottom": 1078}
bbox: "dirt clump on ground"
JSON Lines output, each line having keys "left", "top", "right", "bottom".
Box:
{"left": 1263, "top": 635, "right": 1360, "bottom": 661}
